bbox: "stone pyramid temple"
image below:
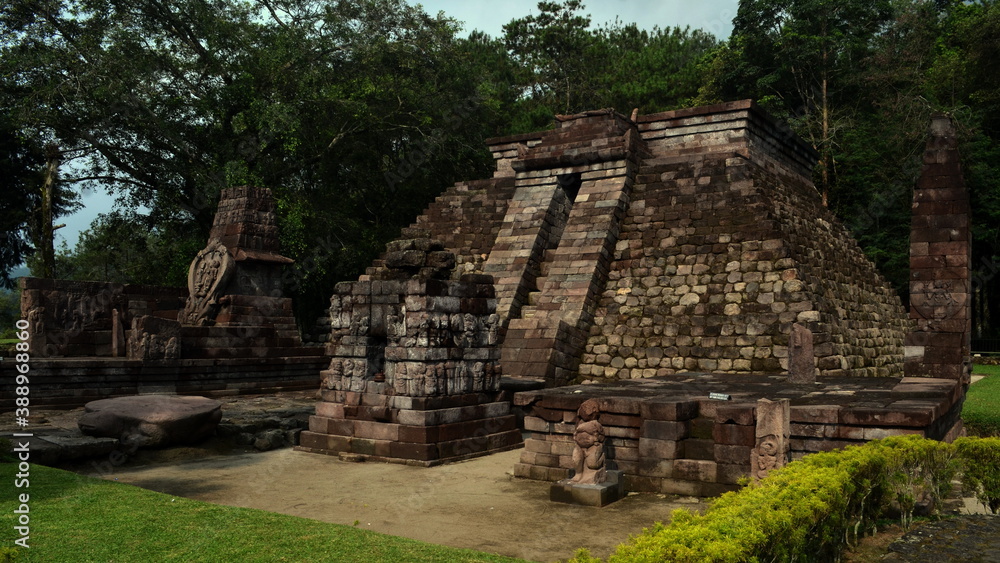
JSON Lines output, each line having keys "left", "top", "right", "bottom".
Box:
{"left": 363, "top": 100, "right": 910, "bottom": 387}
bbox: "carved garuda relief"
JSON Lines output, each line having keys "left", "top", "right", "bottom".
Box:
{"left": 181, "top": 242, "right": 234, "bottom": 325}
{"left": 911, "top": 279, "right": 966, "bottom": 327}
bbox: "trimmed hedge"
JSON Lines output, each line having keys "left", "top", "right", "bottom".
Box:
{"left": 956, "top": 437, "right": 1000, "bottom": 513}
{"left": 573, "top": 436, "right": 1000, "bottom": 563}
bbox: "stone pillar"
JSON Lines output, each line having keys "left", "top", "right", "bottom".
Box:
{"left": 904, "top": 116, "right": 971, "bottom": 383}
{"left": 788, "top": 323, "right": 815, "bottom": 384}
{"left": 751, "top": 398, "right": 789, "bottom": 480}
{"left": 111, "top": 308, "right": 124, "bottom": 358}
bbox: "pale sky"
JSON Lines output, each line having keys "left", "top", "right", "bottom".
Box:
{"left": 57, "top": 1, "right": 739, "bottom": 253}
{"left": 419, "top": 0, "right": 738, "bottom": 39}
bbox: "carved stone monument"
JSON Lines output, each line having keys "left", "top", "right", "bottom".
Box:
{"left": 297, "top": 227, "right": 521, "bottom": 465}
{"left": 127, "top": 315, "right": 180, "bottom": 360}
{"left": 752, "top": 398, "right": 790, "bottom": 481}
{"left": 181, "top": 242, "right": 234, "bottom": 326}
{"left": 181, "top": 186, "right": 294, "bottom": 328}
{"left": 569, "top": 399, "right": 607, "bottom": 484}
{"left": 159, "top": 185, "right": 311, "bottom": 362}
{"left": 550, "top": 398, "right": 625, "bottom": 507}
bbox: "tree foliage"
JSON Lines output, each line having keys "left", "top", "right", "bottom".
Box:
{"left": 1, "top": 0, "right": 506, "bottom": 320}
{"left": 0, "top": 115, "right": 79, "bottom": 287}
{"left": 710, "top": 0, "right": 1000, "bottom": 332}
{"left": 4, "top": 0, "right": 999, "bottom": 336}
{"left": 501, "top": 1, "right": 717, "bottom": 132}
{"left": 723, "top": 0, "right": 894, "bottom": 204}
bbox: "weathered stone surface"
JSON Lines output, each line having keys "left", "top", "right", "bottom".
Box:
{"left": 550, "top": 469, "right": 625, "bottom": 507}
{"left": 752, "top": 398, "right": 790, "bottom": 480}
{"left": 30, "top": 434, "right": 120, "bottom": 466}
{"left": 78, "top": 395, "right": 222, "bottom": 448}
{"left": 373, "top": 100, "right": 911, "bottom": 385}
{"left": 253, "top": 429, "right": 287, "bottom": 451}
{"left": 884, "top": 516, "right": 1000, "bottom": 562}
{"left": 127, "top": 315, "right": 180, "bottom": 360}
{"left": 788, "top": 323, "right": 815, "bottom": 384}
{"left": 568, "top": 399, "right": 607, "bottom": 485}
{"left": 905, "top": 115, "right": 971, "bottom": 383}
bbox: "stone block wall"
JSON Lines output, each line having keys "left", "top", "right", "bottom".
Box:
{"left": 349, "top": 101, "right": 918, "bottom": 385}
{"left": 905, "top": 116, "right": 972, "bottom": 382}
{"left": 19, "top": 277, "right": 186, "bottom": 357}
{"left": 513, "top": 375, "right": 964, "bottom": 495}
{"left": 369, "top": 178, "right": 519, "bottom": 279}
{"left": 1, "top": 357, "right": 327, "bottom": 409}
{"left": 578, "top": 150, "right": 908, "bottom": 380}
{"left": 301, "top": 232, "right": 520, "bottom": 464}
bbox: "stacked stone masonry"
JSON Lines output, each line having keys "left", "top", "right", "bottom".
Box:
{"left": 513, "top": 375, "right": 964, "bottom": 496}
{"left": 369, "top": 178, "right": 519, "bottom": 279}
{"left": 299, "top": 231, "right": 522, "bottom": 464}
{"left": 905, "top": 116, "right": 972, "bottom": 383}
{"left": 367, "top": 101, "right": 912, "bottom": 385}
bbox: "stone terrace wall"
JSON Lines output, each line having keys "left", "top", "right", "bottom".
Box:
{"left": 19, "top": 277, "right": 186, "bottom": 357}
{"left": 366, "top": 178, "right": 518, "bottom": 280}
{"left": 576, "top": 103, "right": 909, "bottom": 381}
{"left": 3, "top": 357, "right": 325, "bottom": 409}
{"left": 513, "top": 375, "right": 964, "bottom": 496}
{"left": 355, "top": 101, "right": 911, "bottom": 385}
{"left": 759, "top": 163, "right": 911, "bottom": 376}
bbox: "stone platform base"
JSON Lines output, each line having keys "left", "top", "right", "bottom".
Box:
{"left": 515, "top": 374, "right": 965, "bottom": 496}
{"left": 550, "top": 470, "right": 625, "bottom": 507}
{"left": 296, "top": 388, "right": 523, "bottom": 466}
{"left": 0, "top": 356, "right": 328, "bottom": 409}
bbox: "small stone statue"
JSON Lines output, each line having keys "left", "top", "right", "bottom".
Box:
{"left": 569, "top": 399, "right": 607, "bottom": 485}
{"left": 753, "top": 435, "right": 781, "bottom": 479}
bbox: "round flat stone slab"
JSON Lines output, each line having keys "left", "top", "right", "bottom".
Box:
{"left": 78, "top": 395, "right": 223, "bottom": 448}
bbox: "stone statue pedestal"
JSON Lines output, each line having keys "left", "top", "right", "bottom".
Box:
{"left": 550, "top": 470, "right": 625, "bottom": 507}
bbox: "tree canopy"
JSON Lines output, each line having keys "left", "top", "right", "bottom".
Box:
{"left": 3, "top": 0, "right": 999, "bottom": 335}
{"left": 708, "top": 0, "right": 1000, "bottom": 333}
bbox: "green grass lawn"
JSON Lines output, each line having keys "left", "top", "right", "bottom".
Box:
{"left": 966, "top": 364, "right": 1000, "bottom": 436}
{"left": 0, "top": 463, "right": 526, "bottom": 562}
{"left": 972, "top": 363, "right": 1000, "bottom": 377}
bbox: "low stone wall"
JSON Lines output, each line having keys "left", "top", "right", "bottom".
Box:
{"left": 513, "top": 374, "right": 964, "bottom": 496}
{"left": 19, "top": 277, "right": 186, "bottom": 357}
{"left": 0, "top": 357, "right": 327, "bottom": 409}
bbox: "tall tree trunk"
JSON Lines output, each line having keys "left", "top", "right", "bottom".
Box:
{"left": 821, "top": 44, "right": 830, "bottom": 208}
{"left": 821, "top": 79, "right": 829, "bottom": 206}
{"left": 40, "top": 145, "right": 60, "bottom": 279}
{"left": 565, "top": 75, "right": 571, "bottom": 113}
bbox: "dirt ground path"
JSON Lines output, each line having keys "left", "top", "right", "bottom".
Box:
{"left": 93, "top": 447, "right": 704, "bottom": 562}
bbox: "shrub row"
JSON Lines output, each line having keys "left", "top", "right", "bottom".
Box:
{"left": 572, "top": 436, "right": 1000, "bottom": 563}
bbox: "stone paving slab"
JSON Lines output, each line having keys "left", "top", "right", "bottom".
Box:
{"left": 514, "top": 373, "right": 961, "bottom": 428}
{"left": 884, "top": 515, "right": 1000, "bottom": 562}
